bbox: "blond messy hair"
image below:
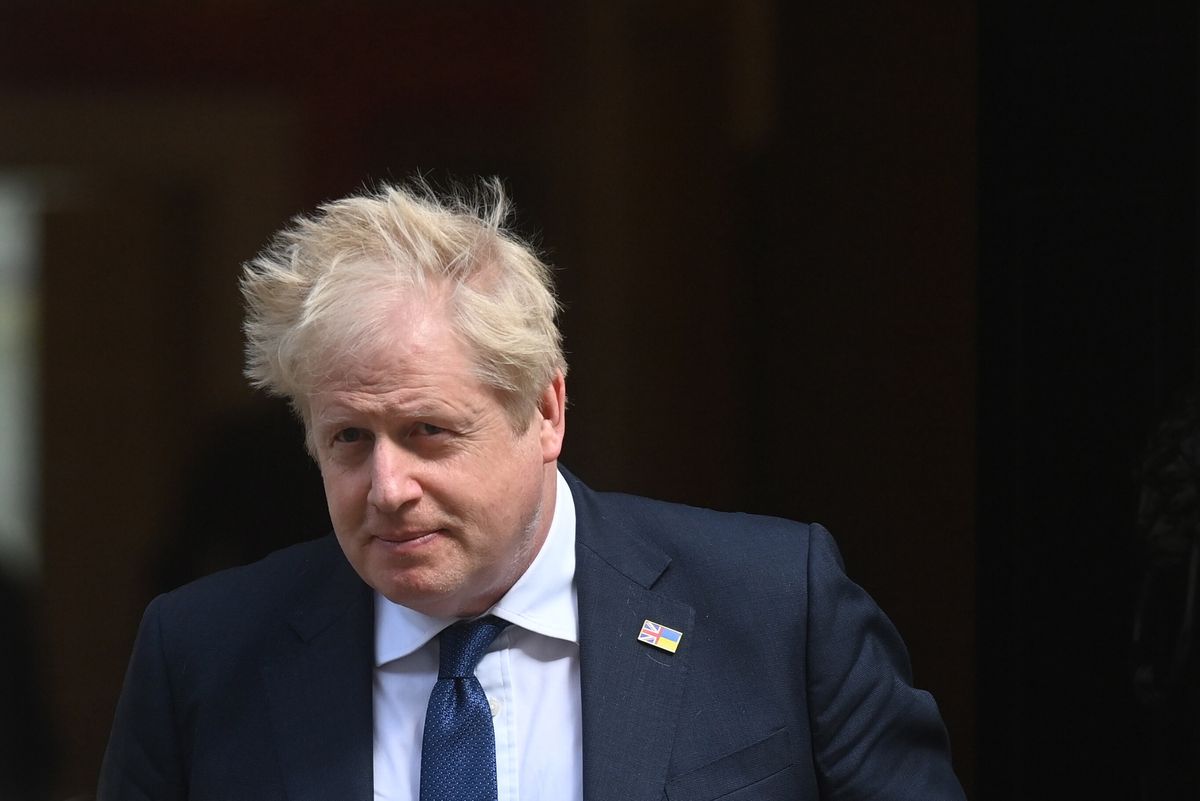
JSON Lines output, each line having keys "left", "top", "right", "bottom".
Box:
{"left": 240, "top": 178, "right": 566, "bottom": 431}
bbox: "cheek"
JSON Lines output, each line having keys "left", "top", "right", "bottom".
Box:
{"left": 487, "top": 453, "right": 546, "bottom": 527}
{"left": 321, "top": 469, "right": 365, "bottom": 525}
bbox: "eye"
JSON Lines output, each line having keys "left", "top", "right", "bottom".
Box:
{"left": 333, "top": 427, "right": 366, "bottom": 444}
{"left": 413, "top": 422, "right": 448, "bottom": 438}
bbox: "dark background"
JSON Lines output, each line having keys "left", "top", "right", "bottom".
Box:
{"left": 0, "top": 3, "right": 1194, "bottom": 799}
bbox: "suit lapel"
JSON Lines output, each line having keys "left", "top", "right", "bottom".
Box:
{"left": 570, "top": 475, "right": 694, "bottom": 801}
{"left": 263, "top": 543, "right": 375, "bottom": 801}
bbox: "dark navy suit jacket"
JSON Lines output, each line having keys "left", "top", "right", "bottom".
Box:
{"left": 99, "top": 471, "right": 965, "bottom": 800}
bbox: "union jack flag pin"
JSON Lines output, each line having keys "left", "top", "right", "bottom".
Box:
{"left": 638, "top": 619, "right": 683, "bottom": 653}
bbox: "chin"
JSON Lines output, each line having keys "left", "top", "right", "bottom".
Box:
{"left": 371, "top": 568, "right": 457, "bottom": 612}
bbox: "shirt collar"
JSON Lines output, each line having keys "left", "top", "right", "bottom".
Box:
{"left": 374, "top": 469, "right": 579, "bottom": 667}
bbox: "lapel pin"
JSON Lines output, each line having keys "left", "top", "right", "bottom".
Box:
{"left": 638, "top": 619, "right": 683, "bottom": 653}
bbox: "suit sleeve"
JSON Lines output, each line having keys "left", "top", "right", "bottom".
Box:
{"left": 804, "top": 525, "right": 966, "bottom": 800}
{"left": 97, "top": 595, "right": 188, "bottom": 801}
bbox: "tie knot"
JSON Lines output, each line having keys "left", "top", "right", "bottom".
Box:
{"left": 437, "top": 616, "right": 509, "bottom": 678}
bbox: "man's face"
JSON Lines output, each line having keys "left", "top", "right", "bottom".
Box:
{"left": 307, "top": 300, "right": 565, "bottom": 618}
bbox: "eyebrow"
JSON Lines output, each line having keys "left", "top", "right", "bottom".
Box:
{"left": 313, "top": 399, "right": 461, "bottom": 428}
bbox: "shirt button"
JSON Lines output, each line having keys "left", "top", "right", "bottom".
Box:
{"left": 487, "top": 696, "right": 501, "bottom": 717}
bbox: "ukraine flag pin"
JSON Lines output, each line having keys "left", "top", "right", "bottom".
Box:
{"left": 637, "top": 619, "right": 683, "bottom": 653}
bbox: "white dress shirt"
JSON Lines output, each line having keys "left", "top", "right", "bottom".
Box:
{"left": 373, "top": 470, "right": 582, "bottom": 801}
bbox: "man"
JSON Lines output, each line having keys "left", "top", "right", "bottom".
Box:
{"left": 99, "top": 180, "right": 966, "bottom": 800}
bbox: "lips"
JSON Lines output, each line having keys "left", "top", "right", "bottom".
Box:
{"left": 372, "top": 529, "right": 442, "bottom": 545}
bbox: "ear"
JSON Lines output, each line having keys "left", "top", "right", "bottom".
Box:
{"left": 537, "top": 370, "right": 567, "bottom": 463}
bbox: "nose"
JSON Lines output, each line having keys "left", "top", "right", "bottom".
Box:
{"left": 366, "top": 438, "right": 423, "bottom": 512}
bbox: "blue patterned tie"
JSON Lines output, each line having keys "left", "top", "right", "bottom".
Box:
{"left": 420, "top": 616, "right": 510, "bottom": 801}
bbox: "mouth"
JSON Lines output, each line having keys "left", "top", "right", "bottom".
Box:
{"left": 371, "top": 529, "right": 443, "bottom": 550}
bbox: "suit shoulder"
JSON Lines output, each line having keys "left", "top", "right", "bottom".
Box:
{"left": 582, "top": 484, "right": 827, "bottom": 565}
{"left": 153, "top": 535, "right": 346, "bottom": 632}
{"left": 594, "top": 485, "right": 815, "bottom": 532}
